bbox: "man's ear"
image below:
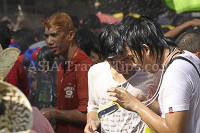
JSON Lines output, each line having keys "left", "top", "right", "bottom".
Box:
{"left": 68, "top": 31, "right": 75, "bottom": 41}
{"left": 194, "top": 52, "right": 200, "bottom": 59}
{"left": 142, "top": 44, "right": 152, "bottom": 57}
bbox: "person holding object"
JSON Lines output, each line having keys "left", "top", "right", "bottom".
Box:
{"left": 107, "top": 16, "right": 200, "bottom": 133}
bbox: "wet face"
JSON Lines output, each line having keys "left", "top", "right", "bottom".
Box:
{"left": 90, "top": 51, "right": 102, "bottom": 64}
{"left": 44, "top": 26, "right": 72, "bottom": 56}
{"left": 126, "top": 46, "right": 159, "bottom": 74}
{"left": 107, "top": 55, "right": 134, "bottom": 74}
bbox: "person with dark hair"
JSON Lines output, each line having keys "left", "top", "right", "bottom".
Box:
{"left": 75, "top": 28, "right": 102, "bottom": 63}
{"left": 85, "top": 23, "right": 161, "bottom": 133}
{"left": 12, "top": 28, "right": 36, "bottom": 54}
{"left": 81, "top": 14, "right": 102, "bottom": 37}
{"left": 0, "top": 24, "right": 29, "bottom": 97}
{"left": 107, "top": 16, "right": 200, "bottom": 133}
{"left": 40, "top": 12, "right": 94, "bottom": 133}
{"left": 175, "top": 30, "right": 200, "bottom": 58}
{"left": 69, "top": 15, "right": 80, "bottom": 31}
{"left": 32, "top": 28, "right": 45, "bottom": 42}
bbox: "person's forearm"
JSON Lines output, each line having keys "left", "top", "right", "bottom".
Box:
{"left": 134, "top": 100, "right": 169, "bottom": 133}
{"left": 164, "top": 22, "right": 190, "bottom": 38}
{"left": 51, "top": 109, "right": 87, "bottom": 124}
{"left": 87, "top": 111, "right": 100, "bottom": 127}
{"left": 147, "top": 100, "right": 160, "bottom": 115}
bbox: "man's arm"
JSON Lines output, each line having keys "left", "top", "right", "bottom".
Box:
{"left": 84, "top": 111, "right": 100, "bottom": 133}
{"left": 135, "top": 100, "right": 188, "bottom": 133}
{"left": 40, "top": 108, "right": 86, "bottom": 124}
{"left": 107, "top": 87, "right": 188, "bottom": 133}
{"left": 164, "top": 19, "right": 200, "bottom": 38}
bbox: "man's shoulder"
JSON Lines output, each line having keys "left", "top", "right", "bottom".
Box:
{"left": 75, "top": 49, "right": 94, "bottom": 65}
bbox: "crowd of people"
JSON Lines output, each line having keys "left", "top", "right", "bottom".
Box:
{"left": 0, "top": 10, "right": 200, "bottom": 133}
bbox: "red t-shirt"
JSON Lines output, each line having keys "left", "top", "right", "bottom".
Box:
{"left": 6, "top": 60, "right": 29, "bottom": 97}
{"left": 56, "top": 48, "right": 94, "bottom": 133}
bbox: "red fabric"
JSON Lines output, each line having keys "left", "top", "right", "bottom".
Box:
{"left": 96, "top": 13, "right": 121, "bottom": 23}
{"left": 56, "top": 48, "right": 94, "bottom": 133}
{"left": 32, "top": 48, "right": 40, "bottom": 61}
{"left": 18, "top": 54, "right": 24, "bottom": 64}
{"left": 6, "top": 60, "right": 29, "bottom": 97}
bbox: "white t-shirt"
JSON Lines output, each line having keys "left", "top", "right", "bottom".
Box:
{"left": 159, "top": 51, "right": 200, "bottom": 133}
{"left": 88, "top": 61, "right": 161, "bottom": 133}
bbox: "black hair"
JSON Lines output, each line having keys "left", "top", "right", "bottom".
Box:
{"left": 32, "top": 28, "right": 45, "bottom": 42}
{"left": 81, "top": 14, "right": 101, "bottom": 30}
{"left": 0, "top": 20, "right": 11, "bottom": 26}
{"left": 175, "top": 30, "right": 200, "bottom": 53}
{"left": 11, "top": 28, "right": 36, "bottom": 54}
{"left": 37, "top": 46, "right": 55, "bottom": 69}
{"left": 75, "top": 28, "right": 99, "bottom": 57}
{"left": 99, "top": 23, "right": 127, "bottom": 60}
{"left": 69, "top": 15, "right": 80, "bottom": 29}
{"left": 126, "top": 16, "right": 177, "bottom": 63}
{"left": 0, "top": 23, "right": 11, "bottom": 49}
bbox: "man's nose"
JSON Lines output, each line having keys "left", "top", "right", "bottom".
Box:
{"left": 46, "top": 36, "right": 53, "bottom": 44}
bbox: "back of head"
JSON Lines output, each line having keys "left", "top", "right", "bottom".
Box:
{"left": 175, "top": 30, "right": 200, "bottom": 53}
{"left": 12, "top": 28, "right": 36, "bottom": 54}
{"left": 32, "top": 28, "right": 45, "bottom": 42}
{"left": 99, "top": 23, "right": 127, "bottom": 60}
{"left": 81, "top": 14, "right": 101, "bottom": 30}
{"left": 75, "top": 28, "right": 99, "bottom": 57}
{"left": 69, "top": 15, "right": 80, "bottom": 30}
{"left": 126, "top": 16, "right": 177, "bottom": 62}
{"left": 37, "top": 46, "right": 55, "bottom": 69}
{"left": 0, "top": 23, "right": 11, "bottom": 49}
{"left": 42, "top": 12, "right": 75, "bottom": 37}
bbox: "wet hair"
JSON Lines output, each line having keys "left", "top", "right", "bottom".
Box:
{"left": 12, "top": 28, "right": 36, "bottom": 54}
{"left": 42, "top": 12, "right": 74, "bottom": 38}
{"left": 126, "top": 16, "right": 177, "bottom": 63}
{"left": 37, "top": 46, "right": 55, "bottom": 69}
{"left": 75, "top": 28, "right": 99, "bottom": 57}
{"left": 175, "top": 30, "right": 200, "bottom": 53}
{"left": 81, "top": 14, "right": 101, "bottom": 30}
{"left": 98, "top": 23, "right": 127, "bottom": 60}
{"left": 69, "top": 15, "right": 80, "bottom": 30}
{"left": 0, "top": 23, "right": 11, "bottom": 49}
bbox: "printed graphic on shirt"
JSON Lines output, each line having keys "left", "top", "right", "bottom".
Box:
{"left": 99, "top": 97, "right": 143, "bottom": 133}
{"left": 64, "top": 87, "right": 75, "bottom": 98}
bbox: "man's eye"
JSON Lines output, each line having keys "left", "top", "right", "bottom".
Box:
{"left": 44, "top": 34, "right": 49, "bottom": 38}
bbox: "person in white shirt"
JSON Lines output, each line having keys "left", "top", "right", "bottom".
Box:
{"left": 108, "top": 16, "right": 200, "bottom": 133}
{"left": 84, "top": 23, "right": 161, "bottom": 133}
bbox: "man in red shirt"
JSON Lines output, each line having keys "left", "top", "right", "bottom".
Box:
{"left": 40, "top": 12, "right": 94, "bottom": 133}
{"left": 0, "top": 23, "right": 29, "bottom": 97}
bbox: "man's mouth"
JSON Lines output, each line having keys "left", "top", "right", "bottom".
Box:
{"left": 49, "top": 47, "right": 57, "bottom": 52}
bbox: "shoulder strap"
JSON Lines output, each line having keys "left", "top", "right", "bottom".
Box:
{"left": 167, "top": 56, "right": 200, "bottom": 78}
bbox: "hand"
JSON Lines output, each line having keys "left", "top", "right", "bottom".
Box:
{"left": 40, "top": 108, "right": 53, "bottom": 121}
{"left": 2, "top": 16, "right": 11, "bottom": 22}
{"left": 17, "top": 15, "right": 25, "bottom": 23}
{"left": 187, "top": 19, "right": 200, "bottom": 27}
{"left": 107, "top": 87, "right": 140, "bottom": 111}
{"left": 84, "top": 119, "right": 98, "bottom": 133}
